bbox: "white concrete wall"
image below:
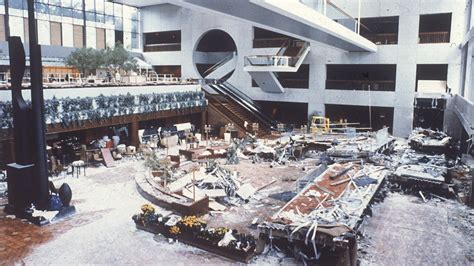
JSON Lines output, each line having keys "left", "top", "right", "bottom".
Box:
{"left": 140, "top": 0, "right": 468, "bottom": 137}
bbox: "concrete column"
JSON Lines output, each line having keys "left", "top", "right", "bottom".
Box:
{"left": 129, "top": 121, "right": 139, "bottom": 148}
{"left": 393, "top": 106, "right": 413, "bottom": 138}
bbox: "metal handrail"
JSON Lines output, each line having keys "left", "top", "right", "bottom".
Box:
{"left": 203, "top": 51, "right": 236, "bottom": 77}
{"left": 276, "top": 38, "right": 290, "bottom": 56}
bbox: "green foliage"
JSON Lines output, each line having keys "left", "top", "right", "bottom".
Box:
{"left": 104, "top": 42, "right": 138, "bottom": 73}
{"left": 65, "top": 43, "right": 137, "bottom": 75}
{"left": 65, "top": 47, "right": 104, "bottom": 75}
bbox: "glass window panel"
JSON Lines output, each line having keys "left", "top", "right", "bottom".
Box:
{"left": 114, "top": 16, "right": 123, "bottom": 30}
{"left": 131, "top": 32, "right": 138, "bottom": 49}
{"left": 131, "top": 7, "right": 138, "bottom": 20}
{"left": 86, "top": 11, "right": 95, "bottom": 22}
{"left": 35, "top": 3, "right": 49, "bottom": 14}
{"left": 10, "top": 0, "right": 24, "bottom": 9}
{"left": 49, "top": 4, "right": 61, "bottom": 16}
{"left": 61, "top": 0, "right": 72, "bottom": 8}
{"left": 73, "top": 8, "right": 83, "bottom": 19}
{"left": 72, "top": 0, "right": 82, "bottom": 9}
{"left": 0, "top": 0, "right": 4, "bottom": 6}
{"left": 50, "top": 0, "right": 61, "bottom": 5}
{"left": 104, "top": 1, "right": 113, "bottom": 16}
{"left": 113, "top": 3, "right": 122, "bottom": 17}
{"left": 37, "top": 0, "right": 49, "bottom": 4}
{"left": 105, "top": 15, "right": 114, "bottom": 25}
{"left": 96, "top": 13, "right": 104, "bottom": 23}
{"left": 85, "top": 0, "right": 94, "bottom": 12}
{"left": 95, "top": 0, "right": 104, "bottom": 13}
{"left": 131, "top": 20, "right": 138, "bottom": 33}
{"left": 62, "top": 7, "right": 73, "bottom": 17}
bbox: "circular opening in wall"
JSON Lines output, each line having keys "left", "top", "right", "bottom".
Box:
{"left": 194, "top": 29, "right": 237, "bottom": 81}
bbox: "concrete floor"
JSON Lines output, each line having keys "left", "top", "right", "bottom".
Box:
{"left": 1, "top": 158, "right": 473, "bottom": 265}
{"left": 358, "top": 193, "right": 474, "bottom": 265}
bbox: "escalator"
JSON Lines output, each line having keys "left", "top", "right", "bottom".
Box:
{"left": 202, "top": 80, "right": 278, "bottom": 135}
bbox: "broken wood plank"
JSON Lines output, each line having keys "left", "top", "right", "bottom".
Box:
{"left": 330, "top": 177, "right": 351, "bottom": 186}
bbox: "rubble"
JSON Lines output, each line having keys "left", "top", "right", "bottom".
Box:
{"left": 131, "top": 126, "right": 472, "bottom": 265}
{"left": 409, "top": 127, "right": 452, "bottom": 153}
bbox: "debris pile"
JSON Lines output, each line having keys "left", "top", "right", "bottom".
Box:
{"left": 258, "top": 163, "right": 387, "bottom": 262}
{"left": 409, "top": 128, "right": 452, "bottom": 153}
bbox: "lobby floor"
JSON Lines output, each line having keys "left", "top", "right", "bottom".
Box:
{"left": 1, "top": 158, "right": 472, "bottom": 265}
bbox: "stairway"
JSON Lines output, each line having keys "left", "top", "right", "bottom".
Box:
{"left": 202, "top": 81, "right": 277, "bottom": 136}
{"left": 244, "top": 40, "right": 310, "bottom": 93}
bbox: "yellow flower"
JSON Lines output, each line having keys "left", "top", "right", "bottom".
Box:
{"left": 169, "top": 225, "right": 181, "bottom": 235}
{"left": 141, "top": 204, "right": 155, "bottom": 215}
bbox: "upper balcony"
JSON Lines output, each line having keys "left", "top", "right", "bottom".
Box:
{"left": 120, "top": 0, "right": 377, "bottom": 52}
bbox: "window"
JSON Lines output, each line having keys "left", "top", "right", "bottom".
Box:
{"left": 49, "top": 4, "right": 61, "bottom": 16}
{"left": 115, "top": 30, "right": 123, "bottom": 44}
{"left": 360, "top": 16, "right": 399, "bottom": 45}
{"left": 62, "top": 7, "right": 73, "bottom": 17}
{"left": 114, "top": 16, "right": 123, "bottom": 30}
{"left": 95, "top": 0, "right": 104, "bottom": 14}
{"left": 50, "top": 21, "right": 62, "bottom": 46}
{"left": 419, "top": 13, "right": 451, "bottom": 43}
{"left": 96, "top": 28, "right": 105, "bottom": 49}
{"left": 73, "top": 8, "right": 83, "bottom": 19}
{"left": 131, "top": 32, "right": 139, "bottom": 49}
{"left": 326, "top": 64, "right": 397, "bottom": 91}
{"left": 10, "top": 0, "right": 24, "bottom": 9}
{"left": 153, "top": 65, "right": 181, "bottom": 77}
{"left": 72, "top": 0, "right": 83, "bottom": 10}
{"left": 113, "top": 3, "right": 122, "bottom": 17}
{"left": 35, "top": 2, "right": 49, "bottom": 14}
{"left": 104, "top": 1, "right": 114, "bottom": 16}
{"left": 96, "top": 13, "right": 105, "bottom": 23}
{"left": 253, "top": 27, "right": 297, "bottom": 48}
{"left": 86, "top": 12, "right": 95, "bottom": 22}
{"left": 73, "top": 25, "right": 84, "bottom": 48}
{"left": 144, "top": 30, "right": 181, "bottom": 52}
{"left": 61, "top": 0, "right": 72, "bottom": 8}
{"left": 85, "top": 0, "right": 95, "bottom": 12}
{"left": 131, "top": 20, "right": 138, "bottom": 33}
{"left": 415, "top": 64, "right": 448, "bottom": 93}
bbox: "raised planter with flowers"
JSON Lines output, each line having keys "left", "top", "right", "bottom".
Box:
{"left": 132, "top": 204, "right": 257, "bottom": 263}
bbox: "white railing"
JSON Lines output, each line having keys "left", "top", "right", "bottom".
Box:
{"left": 0, "top": 72, "right": 198, "bottom": 88}
{"left": 244, "top": 40, "right": 309, "bottom": 68}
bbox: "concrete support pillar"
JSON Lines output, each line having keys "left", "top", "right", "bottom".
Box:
{"left": 129, "top": 121, "right": 140, "bottom": 148}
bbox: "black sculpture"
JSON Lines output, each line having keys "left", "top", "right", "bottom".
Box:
{"left": 5, "top": 0, "right": 74, "bottom": 225}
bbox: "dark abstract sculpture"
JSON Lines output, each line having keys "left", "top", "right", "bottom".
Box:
{"left": 5, "top": 0, "right": 74, "bottom": 225}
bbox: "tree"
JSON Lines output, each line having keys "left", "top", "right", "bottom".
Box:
{"left": 104, "top": 42, "right": 138, "bottom": 74}
{"left": 65, "top": 47, "right": 104, "bottom": 75}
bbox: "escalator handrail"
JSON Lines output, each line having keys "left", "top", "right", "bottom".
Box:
{"left": 214, "top": 81, "right": 278, "bottom": 128}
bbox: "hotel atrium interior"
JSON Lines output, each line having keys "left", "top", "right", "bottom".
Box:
{"left": 0, "top": 0, "right": 473, "bottom": 265}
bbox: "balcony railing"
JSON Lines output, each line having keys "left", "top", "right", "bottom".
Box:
{"left": 0, "top": 72, "right": 197, "bottom": 89}
{"left": 326, "top": 79, "right": 395, "bottom": 91}
{"left": 419, "top": 31, "right": 450, "bottom": 44}
{"left": 143, "top": 43, "right": 181, "bottom": 52}
{"left": 362, "top": 33, "right": 398, "bottom": 45}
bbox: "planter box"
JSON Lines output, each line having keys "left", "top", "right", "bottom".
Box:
{"left": 134, "top": 221, "right": 256, "bottom": 263}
